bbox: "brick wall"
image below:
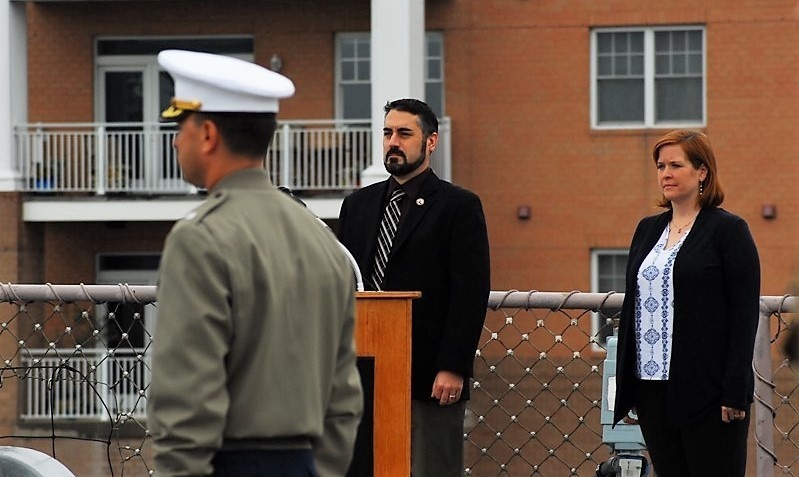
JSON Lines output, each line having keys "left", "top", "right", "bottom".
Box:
{"left": 42, "top": 222, "right": 172, "bottom": 284}
{"left": 432, "top": 0, "right": 799, "bottom": 292}
{"left": 23, "top": 0, "right": 799, "bottom": 298}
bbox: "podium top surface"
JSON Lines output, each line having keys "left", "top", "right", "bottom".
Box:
{"left": 356, "top": 291, "right": 422, "bottom": 299}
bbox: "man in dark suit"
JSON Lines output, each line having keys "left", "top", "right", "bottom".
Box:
{"left": 337, "top": 98, "right": 490, "bottom": 477}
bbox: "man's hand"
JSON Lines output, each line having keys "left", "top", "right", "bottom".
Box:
{"left": 431, "top": 370, "right": 464, "bottom": 406}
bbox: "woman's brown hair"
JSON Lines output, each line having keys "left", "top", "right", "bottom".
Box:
{"left": 652, "top": 129, "right": 724, "bottom": 208}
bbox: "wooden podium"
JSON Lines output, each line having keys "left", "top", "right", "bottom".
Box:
{"left": 351, "top": 291, "right": 419, "bottom": 476}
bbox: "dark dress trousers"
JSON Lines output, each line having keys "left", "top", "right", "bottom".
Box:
{"left": 613, "top": 206, "right": 760, "bottom": 427}
{"left": 337, "top": 171, "right": 491, "bottom": 401}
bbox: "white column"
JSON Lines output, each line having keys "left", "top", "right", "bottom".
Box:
{"left": 0, "top": 0, "right": 26, "bottom": 191}
{"left": 361, "top": 0, "right": 425, "bottom": 187}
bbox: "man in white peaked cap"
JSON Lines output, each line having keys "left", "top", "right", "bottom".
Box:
{"left": 148, "top": 50, "right": 362, "bottom": 477}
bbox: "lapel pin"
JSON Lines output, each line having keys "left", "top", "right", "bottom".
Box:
{"left": 416, "top": 198, "right": 425, "bottom": 206}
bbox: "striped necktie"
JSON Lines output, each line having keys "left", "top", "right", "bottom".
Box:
{"left": 371, "top": 188, "right": 406, "bottom": 290}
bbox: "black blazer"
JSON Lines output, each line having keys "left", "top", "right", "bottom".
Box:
{"left": 337, "top": 171, "right": 491, "bottom": 401}
{"left": 613, "top": 207, "right": 760, "bottom": 426}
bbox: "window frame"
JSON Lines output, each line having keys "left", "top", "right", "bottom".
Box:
{"left": 94, "top": 36, "right": 254, "bottom": 124}
{"left": 590, "top": 25, "right": 706, "bottom": 130}
{"left": 424, "top": 31, "right": 445, "bottom": 118}
{"left": 334, "top": 32, "right": 373, "bottom": 121}
{"left": 590, "top": 248, "right": 629, "bottom": 348}
{"left": 334, "top": 31, "right": 445, "bottom": 120}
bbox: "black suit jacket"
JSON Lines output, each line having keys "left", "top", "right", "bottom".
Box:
{"left": 337, "top": 171, "right": 491, "bottom": 401}
{"left": 613, "top": 207, "right": 760, "bottom": 426}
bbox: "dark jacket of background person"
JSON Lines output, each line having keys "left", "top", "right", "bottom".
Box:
{"left": 613, "top": 206, "right": 760, "bottom": 427}
{"left": 337, "top": 170, "right": 490, "bottom": 401}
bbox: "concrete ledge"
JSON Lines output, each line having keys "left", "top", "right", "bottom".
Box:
{"left": 23, "top": 197, "right": 344, "bottom": 222}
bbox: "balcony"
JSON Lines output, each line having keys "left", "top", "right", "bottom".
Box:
{"left": 14, "top": 118, "right": 452, "bottom": 197}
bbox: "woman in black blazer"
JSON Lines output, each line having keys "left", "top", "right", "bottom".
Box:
{"left": 612, "top": 130, "right": 760, "bottom": 477}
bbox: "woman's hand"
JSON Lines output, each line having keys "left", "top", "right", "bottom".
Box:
{"left": 622, "top": 407, "right": 639, "bottom": 425}
{"left": 722, "top": 406, "right": 746, "bottom": 423}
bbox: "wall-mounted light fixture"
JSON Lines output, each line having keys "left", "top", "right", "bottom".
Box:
{"left": 269, "top": 54, "right": 283, "bottom": 73}
{"left": 761, "top": 203, "right": 777, "bottom": 220}
{"left": 517, "top": 205, "right": 531, "bottom": 220}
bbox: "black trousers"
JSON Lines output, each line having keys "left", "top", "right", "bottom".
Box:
{"left": 635, "top": 379, "right": 750, "bottom": 477}
{"left": 211, "top": 449, "right": 317, "bottom": 477}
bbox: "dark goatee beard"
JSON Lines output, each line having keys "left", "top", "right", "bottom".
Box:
{"left": 384, "top": 146, "right": 425, "bottom": 176}
{"left": 385, "top": 156, "right": 425, "bottom": 176}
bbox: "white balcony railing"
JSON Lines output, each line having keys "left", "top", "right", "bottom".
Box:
{"left": 14, "top": 118, "right": 452, "bottom": 195}
{"left": 21, "top": 348, "right": 149, "bottom": 421}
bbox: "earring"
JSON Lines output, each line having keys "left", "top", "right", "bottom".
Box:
{"left": 699, "top": 180, "right": 704, "bottom": 196}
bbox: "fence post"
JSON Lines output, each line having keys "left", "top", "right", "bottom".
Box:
{"left": 754, "top": 301, "right": 775, "bottom": 477}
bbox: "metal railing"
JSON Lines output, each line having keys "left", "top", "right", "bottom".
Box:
{"left": 14, "top": 118, "right": 452, "bottom": 195}
{"left": 0, "top": 285, "right": 793, "bottom": 476}
{"left": 22, "top": 348, "right": 149, "bottom": 421}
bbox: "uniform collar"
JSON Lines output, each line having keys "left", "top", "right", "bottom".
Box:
{"left": 211, "top": 167, "right": 272, "bottom": 192}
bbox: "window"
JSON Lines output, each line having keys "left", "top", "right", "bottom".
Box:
{"left": 591, "top": 249, "right": 628, "bottom": 346}
{"left": 336, "top": 32, "right": 445, "bottom": 120}
{"left": 95, "top": 37, "right": 254, "bottom": 124}
{"left": 95, "top": 37, "right": 253, "bottom": 189}
{"left": 337, "top": 34, "right": 372, "bottom": 120}
{"left": 96, "top": 253, "right": 161, "bottom": 349}
{"left": 425, "top": 33, "right": 445, "bottom": 118}
{"left": 591, "top": 27, "right": 705, "bottom": 128}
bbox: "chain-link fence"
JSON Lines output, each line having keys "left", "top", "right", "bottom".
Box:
{"left": 471, "top": 291, "right": 799, "bottom": 477}
{"left": 0, "top": 285, "right": 796, "bottom": 476}
{"left": 0, "top": 284, "right": 155, "bottom": 476}
{"left": 466, "top": 291, "right": 622, "bottom": 476}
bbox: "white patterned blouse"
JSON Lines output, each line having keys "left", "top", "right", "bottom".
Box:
{"left": 634, "top": 224, "right": 691, "bottom": 381}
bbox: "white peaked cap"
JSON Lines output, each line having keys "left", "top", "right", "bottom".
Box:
{"left": 157, "top": 49, "right": 295, "bottom": 120}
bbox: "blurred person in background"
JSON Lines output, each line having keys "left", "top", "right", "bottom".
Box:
{"left": 148, "top": 50, "right": 362, "bottom": 477}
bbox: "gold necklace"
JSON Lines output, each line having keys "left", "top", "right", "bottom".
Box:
{"left": 672, "top": 215, "right": 697, "bottom": 234}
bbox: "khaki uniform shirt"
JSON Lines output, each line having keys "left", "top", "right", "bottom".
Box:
{"left": 148, "top": 168, "right": 362, "bottom": 477}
